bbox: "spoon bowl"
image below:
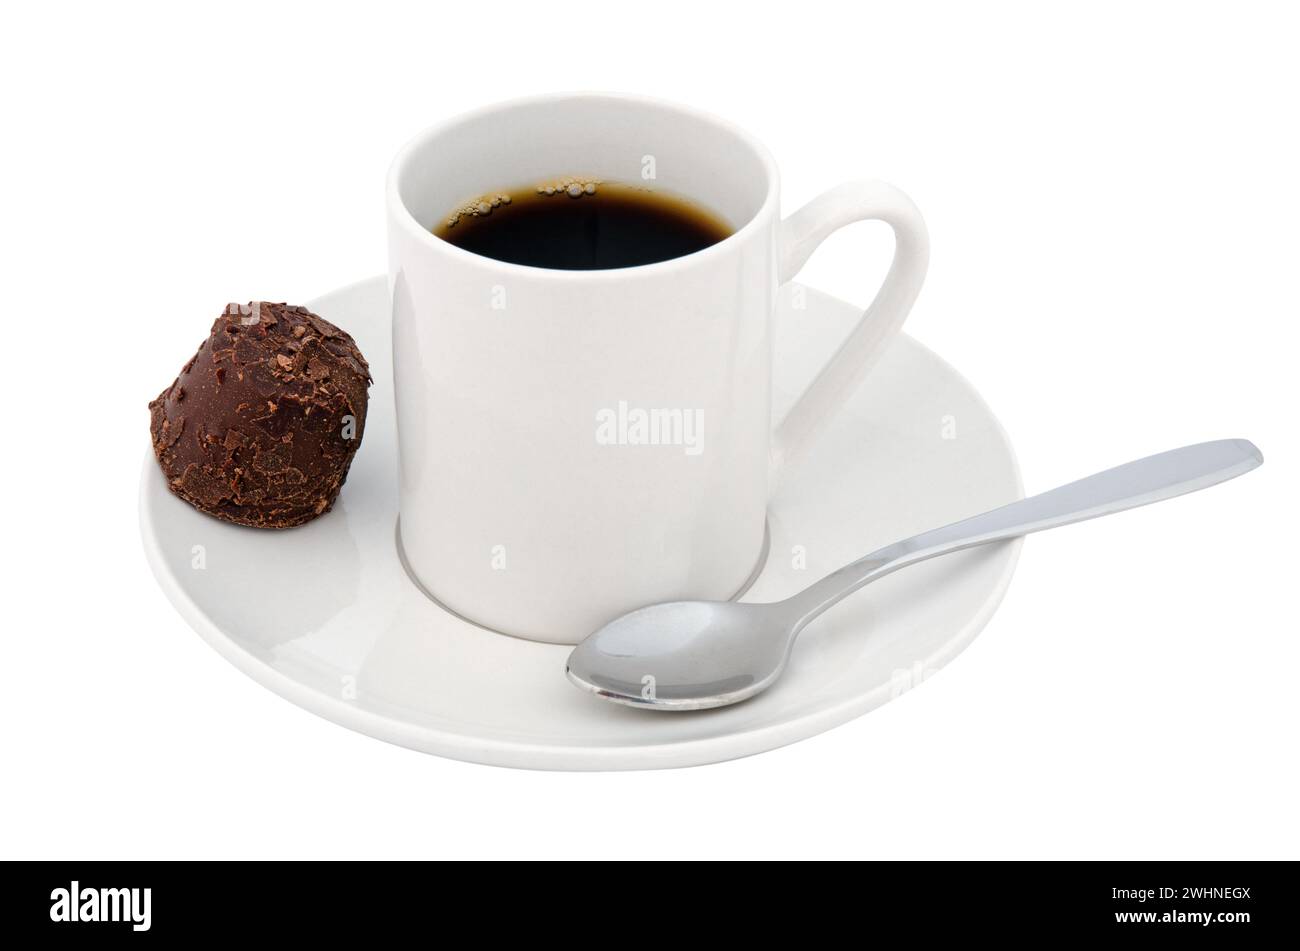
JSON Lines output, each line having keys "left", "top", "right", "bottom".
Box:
{"left": 566, "top": 601, "right": 797, "bottom": 709}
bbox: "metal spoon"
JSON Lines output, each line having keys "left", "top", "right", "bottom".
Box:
{"left": 566, "top": 439, "right": 1262, "bottom": 710}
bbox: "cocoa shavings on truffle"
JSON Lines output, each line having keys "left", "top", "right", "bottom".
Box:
{"left": 148, "top": 302, "right": 371, "bottom": 528}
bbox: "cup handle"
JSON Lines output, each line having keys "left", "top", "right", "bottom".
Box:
{"left": 772, "top": 180, "right": 929, "bottom": 485}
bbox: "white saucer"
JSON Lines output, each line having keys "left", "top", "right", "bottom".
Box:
{"left": 140, "top": 277, "right": 1022, "bottom": 770}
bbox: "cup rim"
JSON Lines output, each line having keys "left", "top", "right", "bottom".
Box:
{"left": 385, "top": 91, "right": 781, "bottom": 280}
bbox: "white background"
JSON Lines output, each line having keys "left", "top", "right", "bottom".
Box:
{"left": 3, "top": 1, "right": 1295, "bottom": 859}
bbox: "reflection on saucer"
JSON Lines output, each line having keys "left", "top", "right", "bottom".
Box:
{"left": 162, "top": 494, "right": 363, "bottom": 653}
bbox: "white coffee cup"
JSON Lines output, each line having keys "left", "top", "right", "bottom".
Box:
{"left": 387, "top": 93, "right": 928, "bottom": 644}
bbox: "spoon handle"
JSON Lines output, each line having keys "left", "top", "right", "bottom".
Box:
{"left": 786, "top": 439, "right": 1263, "bottom": 626}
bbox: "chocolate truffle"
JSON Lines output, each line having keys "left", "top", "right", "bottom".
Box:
{"left": 149, "top": 302, "right": 371, "bottom": 528}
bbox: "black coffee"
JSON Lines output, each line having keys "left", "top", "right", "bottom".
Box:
{"left": 433, "top": 178, "right": 732, "bottom": 270}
